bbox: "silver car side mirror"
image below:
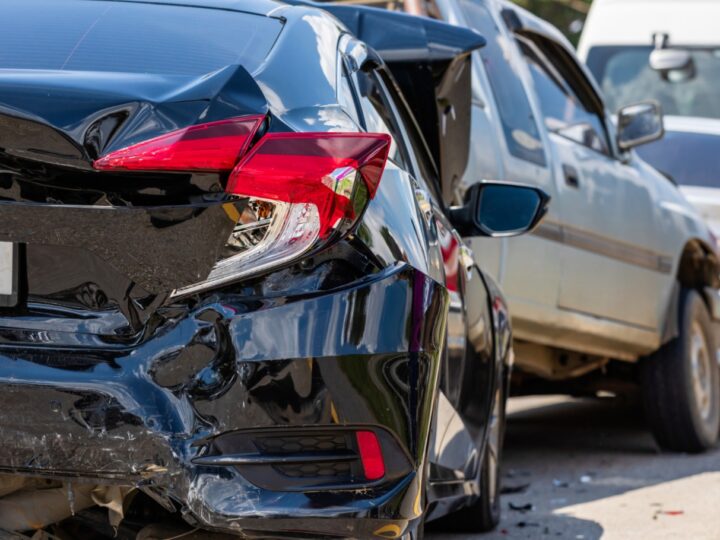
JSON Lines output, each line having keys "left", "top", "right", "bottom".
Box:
{"left": 617, "top": 101, "right": 664, "bottom": 151}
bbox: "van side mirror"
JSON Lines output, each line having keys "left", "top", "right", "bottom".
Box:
{"left": 449, "top": 182, "right": 550, "bottom": 238}
{"left": 650, "top": 48, "right": 696, "bottom": 82}
{"left": 617, "top": 102, "right": 664, "bottom": 151}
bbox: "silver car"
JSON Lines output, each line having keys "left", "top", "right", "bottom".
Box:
{"left": 433, "top": 0, "right": 720, "bottom": 452}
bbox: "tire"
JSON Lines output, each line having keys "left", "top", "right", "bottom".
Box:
{"left": 641, "top": 288, "right": 720, "bottom": 452}
{"left": 444, "top": 377, "right": 506, "bottom": 532}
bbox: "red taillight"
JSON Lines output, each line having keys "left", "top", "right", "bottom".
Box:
{"left": 355, "top": 430, "right": 385, "bottom": 481}
{"left": 94, "top": 118, "right": 391, "bottom": 294}
{"left": 227, "top": 133, "right": 390, "bottom": 237}
{"left": 93, "top": 115, "right": 264, "bottom": 172}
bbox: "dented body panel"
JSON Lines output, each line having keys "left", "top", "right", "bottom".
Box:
{"left": 0, "top": 0, "right": 508, "bottom": 537}
{"left": 0, "top": 262, "right": 448, "bottom": 535}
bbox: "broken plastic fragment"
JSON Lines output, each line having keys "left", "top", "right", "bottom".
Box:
{"left": 508, "top": 502, "right": 534, "bottom": 512}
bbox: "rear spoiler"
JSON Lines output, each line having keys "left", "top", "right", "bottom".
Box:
{"left": 293, "top": 2, "right": 486, "bottom": 203}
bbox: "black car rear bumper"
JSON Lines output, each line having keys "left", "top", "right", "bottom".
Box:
{"left": 0, "top": 263, "right": 448, "bottom": 537}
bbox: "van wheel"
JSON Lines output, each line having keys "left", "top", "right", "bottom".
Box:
{"left": 641, "top": 288, "right": 720, "bottom": 452}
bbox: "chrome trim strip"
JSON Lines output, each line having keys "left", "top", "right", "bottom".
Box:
{"left": 533, "top": 221, "right": 673, "bottom": 274}
{"left": 533, "top": 220, "right": 563, "bottom": 243}
{"left": 192, "top": 451, "right": 357, "bottom": 467}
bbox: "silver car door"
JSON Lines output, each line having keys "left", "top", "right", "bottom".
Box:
{"left": 517, "top": 33, "right": 667, "bottom": 330}
{"left": 444, "top": 0, "right": 564, "bottom": 338}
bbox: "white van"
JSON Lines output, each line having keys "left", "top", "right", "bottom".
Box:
{"left": 579, "top": 0, "right": 720, "bottom": 235}
{"left": 578, "top": 0, "right": 720, "bottom": 57}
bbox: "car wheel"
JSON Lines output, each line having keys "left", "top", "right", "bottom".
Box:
{"left": 444, "top": 378, "right": 506, "bottom": 532}
{"left": 641, "top": 288, "right": 720, "bottom": 452}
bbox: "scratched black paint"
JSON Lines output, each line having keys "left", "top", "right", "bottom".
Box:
{"left": 0, "top": 1, "right": 510, "bottom": 537}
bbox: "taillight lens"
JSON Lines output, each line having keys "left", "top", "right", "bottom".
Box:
{"left": 228, "top": 133, "right": 390, "bottom": 237}
{"left": 94, "top": 116, "right": 264, "bottom": 172}
{"left": 93, "top": 117, "right": 390, "bottom": 295}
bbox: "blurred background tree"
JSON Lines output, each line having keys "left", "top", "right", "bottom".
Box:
{"left": 510, "top": 0, "right": 591, "bottom": 46}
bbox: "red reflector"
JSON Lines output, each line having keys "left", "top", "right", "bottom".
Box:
{"left": 93, "top": 115, "right": 264, "bottom": 172}
{"left": 227, "top": 133, "right": 390, "bottom": 237}
{"left": 355, "top": 430, "right": 385, "bottom": 481}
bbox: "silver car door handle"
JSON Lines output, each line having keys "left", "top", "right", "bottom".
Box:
{"left": 563, "top": 164, "right": 580, "bottom": 188}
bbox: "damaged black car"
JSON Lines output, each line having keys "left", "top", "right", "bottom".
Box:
{"left": 0, "top": 0, "right": 548, "bottom": 538}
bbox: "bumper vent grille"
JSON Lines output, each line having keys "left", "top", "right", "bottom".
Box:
{"left": 254, "top": 434, "right": 347, "bottom": 455}
{"left": 276, "top": 461, "right": 351, "bottom": 479}
{"left": 192, "top": 426, "right": 410, "bottom": 491}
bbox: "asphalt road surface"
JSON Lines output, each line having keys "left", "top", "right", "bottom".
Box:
{"left": 427, "top": 395, "right": 720, "bottom": 540}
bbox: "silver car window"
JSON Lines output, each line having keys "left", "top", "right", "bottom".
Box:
{"left": 458, "top": 0, "right": 547, "bottom": 167}
{"left": 518, "top": 36, "right": 610, "bottom": 156}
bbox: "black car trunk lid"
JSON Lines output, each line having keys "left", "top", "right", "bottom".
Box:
{"left": 0, "top": 65, "right": 269, "bottom": 335}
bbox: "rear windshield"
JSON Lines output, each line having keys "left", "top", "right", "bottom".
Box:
{"left": 636, "top": 131, "right": 720, "bottom": 188}
{"left": 0, "top": 0, "right": 283, "bottom": 76}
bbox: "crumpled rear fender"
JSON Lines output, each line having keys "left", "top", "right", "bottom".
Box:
{"left": 0, "top": 262, "right": 449, "bottom": 536}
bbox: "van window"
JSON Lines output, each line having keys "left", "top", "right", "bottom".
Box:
{"left": 0, "top": 0, "right": 283, "bottom": 76}
{"left": 458, "top": 0, "right": 546, "bottom": 167}
{"left": 520, "top": 38, "right": 610, "bottom": 155}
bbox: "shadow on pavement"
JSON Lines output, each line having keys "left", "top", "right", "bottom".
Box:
{"left": 427, "top": 395, "right": 720, "bottom": 539}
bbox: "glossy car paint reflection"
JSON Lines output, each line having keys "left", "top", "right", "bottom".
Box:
{"left": 0, "top": 1, "right": 509, "bottom": 537}
{"left": 0, "top": 263, "right": 447, "bottom": 534}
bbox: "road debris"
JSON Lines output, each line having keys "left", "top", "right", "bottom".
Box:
{"left": 508, "top": 502, "right": 534, "bottom": 512}
{"left": 653, "top": 508, "right": 685, "bottom": 519}
{"left": 502, "top": 483, "right": 531, "bottom": 494}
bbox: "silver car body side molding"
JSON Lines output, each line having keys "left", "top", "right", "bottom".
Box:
{"left": 533, "top": 220, "right": 674, "bottom": 274}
